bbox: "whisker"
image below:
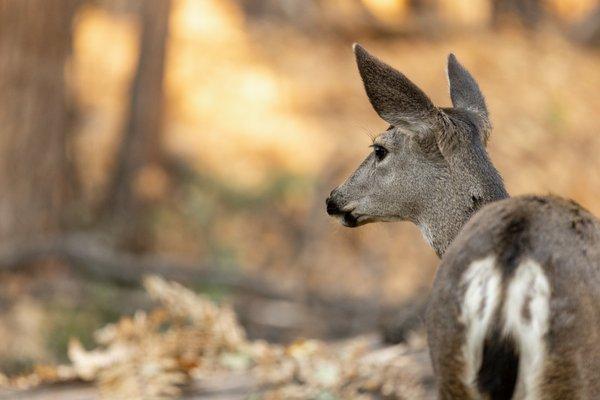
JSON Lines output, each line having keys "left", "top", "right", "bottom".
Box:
{"left": 358, "top": 126, "right": 378, "bottom": 143}
{"left": 353, "top": 121, "right": 386, "bottom": 144}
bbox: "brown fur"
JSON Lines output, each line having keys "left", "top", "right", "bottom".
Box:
{"left": 428, "top": 196, "right": 600, "bottom": 399}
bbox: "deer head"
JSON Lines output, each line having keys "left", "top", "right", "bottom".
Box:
{"left": 326, "top": 44, "right": 507, "bottom": 256}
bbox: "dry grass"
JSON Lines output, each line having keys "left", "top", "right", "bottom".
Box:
{"left": 1, "top": 276, "right": 429, "bottom": 399}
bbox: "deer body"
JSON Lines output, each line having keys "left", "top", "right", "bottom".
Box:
{"left": 326, "top": 44, "right": 600, "bottom": 399}
{"left": 428, "top": 195, "right": 600, "bottom": 399}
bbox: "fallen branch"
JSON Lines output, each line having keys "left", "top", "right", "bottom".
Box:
{"left": 0, "top": 232, "right": 287, "bottom": 299}
{"left": 0, "top": 232, "right": 428, "bottom": 341}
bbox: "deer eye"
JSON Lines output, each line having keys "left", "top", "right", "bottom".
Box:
{"left": 372, "top": 144, "right": 388, "bottom": 161}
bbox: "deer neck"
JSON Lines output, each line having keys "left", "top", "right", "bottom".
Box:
{"left": 418, "top": 178, "right": 509, "bottom": 258}
{"left": 417, "top": 205, "right": 473, "bottom": 258}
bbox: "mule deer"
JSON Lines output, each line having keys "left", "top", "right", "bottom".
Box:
{"left": 326, "top": 44, "right": 600, "bottom": 399}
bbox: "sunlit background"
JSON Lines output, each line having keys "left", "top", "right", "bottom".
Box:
{"left": 1, "top": 0, "right": 599, "bottom": 397}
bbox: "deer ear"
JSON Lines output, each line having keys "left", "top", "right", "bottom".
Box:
{"left": 354, "top": 43, "right": 438, "bottom": 132}
{"left": 447, "top": 54, "right": 491, "bottom": 142}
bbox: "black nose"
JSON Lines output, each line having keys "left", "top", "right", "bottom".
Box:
{"left": 326, "top": 197, "right": 341, "bottom": 215}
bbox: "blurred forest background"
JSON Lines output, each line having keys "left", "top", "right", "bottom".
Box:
{"left": 1, "top": 0, "right": 600, "bottom": 398}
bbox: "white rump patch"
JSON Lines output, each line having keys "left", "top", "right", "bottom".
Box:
{"left": 457, "top": 257, "right": 551, "bottom": 399}
{"left": 459, "top": 256, "right": 502, "bottom": 393}
{"left": 503, "top": 259, "right": 550, "bottom": 399}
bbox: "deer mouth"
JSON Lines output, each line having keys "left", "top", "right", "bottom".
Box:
{"left": 341, "top": 211, "right": 359, "bottom": 227}
{"left": 326, "top": 197, "right": 362, "bottom": 227}
{"left": 326, "top": 203, "right": 360, "bottom": 228}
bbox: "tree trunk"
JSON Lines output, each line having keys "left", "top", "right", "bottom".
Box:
{"left": 491, "top": 0, "right": 544, "bottom": 28}
{"left": 572, "top": 5, "right": 600, "bottom": 47}
{"left": 0, "top": 0, "right": 78, "bottom": 241}
{"left": 104, "top": 0, "right": 171, "bottom": 219}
